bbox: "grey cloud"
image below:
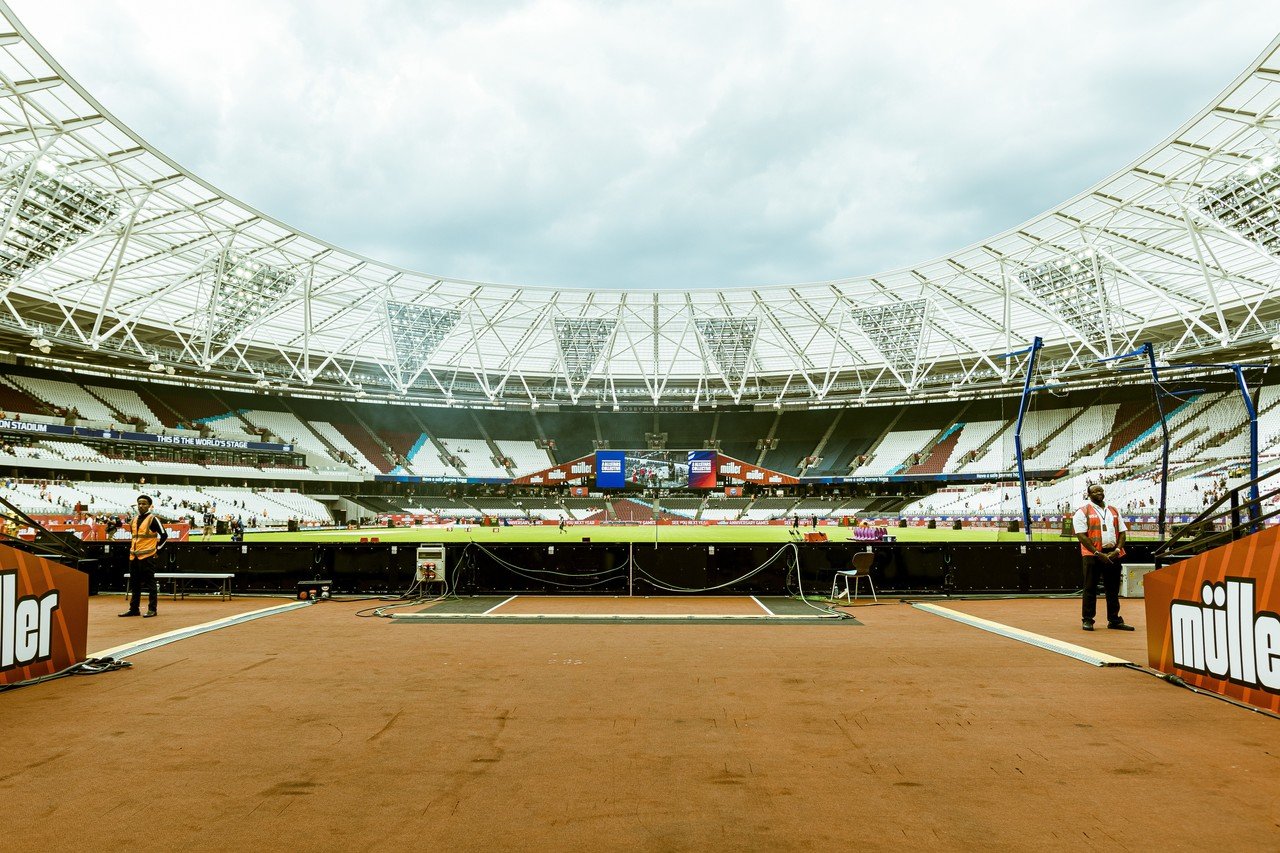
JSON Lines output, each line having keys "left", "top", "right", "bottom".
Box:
{"left": 11, "top": 0, "right": 1280, "bottom": 290}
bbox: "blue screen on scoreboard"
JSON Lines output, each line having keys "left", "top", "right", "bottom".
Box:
{"left": 687, "top": 450, "right": 716, "bottom": 489}
{"left": 595, "top": 450, "right": 627, "bottom": 488}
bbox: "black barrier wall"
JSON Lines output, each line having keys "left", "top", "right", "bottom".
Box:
{"left": 82, "top": 540, "right": 1156, "bottom": 596}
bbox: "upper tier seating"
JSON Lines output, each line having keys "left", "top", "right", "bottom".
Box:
{"left": 439, "top": 438, "right": 509, "bottom": 478}
{"left": 852, "top": 429, "right": 938, "bottom": 475}
{"left": 306, "top": 421, "right": 379, "bottom": 472}
{"left": 494, "top": 439, "right": 554, "bottom": 475}
{"left": 86, "top": 386, "right": 162, "bottom": 427}
{"left": 8, "top": 375, "right": 117, "bottom": 423}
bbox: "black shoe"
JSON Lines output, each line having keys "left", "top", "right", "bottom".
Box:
{"left": 118, "top": 610, "right": 141, "bottom": 617}
{"left": 143, "top": 610, "right": 157, "bottom": 618}
{"left": 1107, "top": 622, "right": 1135, "bottom": 631}
{"left": 1081, "top": 621, "right": 1094, "bottom": 631}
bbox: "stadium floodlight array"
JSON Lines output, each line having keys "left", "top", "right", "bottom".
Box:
{"left": 1016, "top": 251, "right": 1111, "bottom": 342}
{"left": 1197, "top": 155, "right": 1280, "bottom": 256}
{"left": 203, "top": 250, "right": 299, "bottom": 346}
{"left": 847, "top": 299, "right": 929, "bottom": 378}
{"left": 0, "top": 157, "right": 118, "bottom": 281}
{"left": 695, "top": 317, "right": 758, "bottom": 392}
{"left": 554, "top": 317, "right": 616, "bottom": 387}
{"left": 385, "top": 301, "right": 461, "bottom": 389}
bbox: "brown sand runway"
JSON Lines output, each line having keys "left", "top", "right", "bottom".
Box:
{"left": 2, "top": 597, "right": 1276, "bottom": 851}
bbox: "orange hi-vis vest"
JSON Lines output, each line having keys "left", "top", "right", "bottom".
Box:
{"left": 1079, "top": 503, "right": 1125, "bottom": 558}
{"left": 130, "top": 513, "right": 160, "bottom": 561}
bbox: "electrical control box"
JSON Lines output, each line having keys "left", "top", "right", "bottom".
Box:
{"left": 415, "top": 544, "right": 446, "bottom": 584}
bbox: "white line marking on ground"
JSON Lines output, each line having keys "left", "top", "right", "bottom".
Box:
{"left": 750, "top": 595, "right": 776, "bottom": 616}
{"left": 482, "top": 595, "right": 519, "bottom": 615}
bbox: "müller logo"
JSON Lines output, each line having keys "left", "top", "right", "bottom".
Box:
{"left": 0, "top": 569, "right": 61, "bottom": 672}
{"left": 1170, "top": 577, "right": 1280, "bottom": 692}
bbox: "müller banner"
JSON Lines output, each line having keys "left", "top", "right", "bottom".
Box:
{"left": 0, "top": 543, "right": 88, "bottom": 687}
{"left": 1143, "top": 526, "right": 1280, "bottom": 714}
{"left": 0, "top": 418, "right": 294, "bottom": 454}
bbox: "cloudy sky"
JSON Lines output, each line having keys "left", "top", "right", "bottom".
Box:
{"left": 9, "top": 1, "right": 1280, "bottom": 290}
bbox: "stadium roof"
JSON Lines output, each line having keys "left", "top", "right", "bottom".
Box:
{"left": 1, "top": 4, "right": 1279, "bottom": 409}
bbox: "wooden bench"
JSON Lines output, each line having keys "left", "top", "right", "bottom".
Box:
{"left": 124, "top": 572, "right": 235, "bottom": 601}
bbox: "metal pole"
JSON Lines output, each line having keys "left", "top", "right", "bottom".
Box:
{"left": 1232, "top": 364, "right": 1260, "bottom": 531}
{"left": 1013, "top": 337, "right": 1042, "bottom": 543}
{"left": 1144, "top": 344, "right": 1170, "bottom": 540}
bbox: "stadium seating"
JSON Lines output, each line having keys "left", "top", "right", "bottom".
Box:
{"left": 0, "top": 377, "right": 53, "bottom": 416}
{"left": 8, "top": 365, "right": 1280, "bottom": 532}
{"left": 852, "top": 429, "right": 938, "bottom": 475}
{"left": 494, "top": 439, "right": 554, "bottom": 476}
{"left": 8, "top": 375, "right": 117, "bottom": 424}
{"left": 307, "top": 421, "right": 380, "bottom": 472}
{"left": 86, "top": 386, "right": 162, "bottom": 427}
{"left": 439, "top": 438, "right": 509, "bottom": 478}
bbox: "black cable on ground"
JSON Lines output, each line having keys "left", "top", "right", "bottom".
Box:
{"left": 0, "top": 657, "right": 132, "bottom": 693}
{"left": 1122, "top": 663, "right": 1280, "bottom": 720}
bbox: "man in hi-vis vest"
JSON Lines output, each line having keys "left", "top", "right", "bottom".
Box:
{"left": 121, "top": 494, "right": 168, "bottom": 618}
{"left": 1071, "top": 484, "right": 1134, "bottom": 632}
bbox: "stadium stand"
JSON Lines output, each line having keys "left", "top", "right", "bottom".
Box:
{"left": 0, "top": 376, "right": 51, "bottom": 416}
{"left": 852, "top": 428, "right": 939, "bottom": 475}
{"left": 8, "top": 375, "right": 118, "bottom": 425}
{"left": 714, "top": 411, "right": 776, "bottom": 465}
{"left": 86, "top": 385, "right": 162, "bottom": 427}
{"left": 531, "top": 410, "right": 596, "bottom": 461}
{"left": 327, "top": 418, "right": 394, "bottom": 473}
{"left": 7, "top": 362, "right": 1280, "bottom": 535}
{"left": 308, "top": 421, "right": 381, "bottom": 472}
{"left": 494, "top": 439, "right": 554, "bottom": 475}
{"left": 439, "top": 438, "right": 509, "bottom": 478}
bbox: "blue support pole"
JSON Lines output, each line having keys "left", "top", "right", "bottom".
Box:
{"left": 1122, "top": 358, "right": 1267, "bottom": 536}
{"left": 1012, "top": 337, "right": 1043, "bottom": 543}
{"left": 1231, "top": 364, "right": 1260, "bottom": 530}
{"left": 1143, "top": 344, "right": 1170, "bottom": 540}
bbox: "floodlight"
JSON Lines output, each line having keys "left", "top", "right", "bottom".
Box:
{"left": 1017, "top": 253, "right": 1110, "bottom": 340}
{"left": 1199, "top": 158, "right": 1280, "bottom": 256}
{"left": 385, "top": 301, "right": 461, "bottom": 388}
{"left": 554, "top": 318, "right": 616, "bottom": 384}
{"left": 201, "top": 250, "right": 299, "bottom": 349}
{"left": 848, "top": 299, "right": 929, "bottom": 375}
{"left": 1, "top": 163, "right": 119, "bottom": 279}
{"left": 696, "top": 317, "right": 758, "bottom": 387}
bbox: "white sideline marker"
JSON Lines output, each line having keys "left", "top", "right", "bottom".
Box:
{"left": 911, "top": 602, "right": 1132, "bottom": 667}
{"left": 92, "top": 600, "right": 314, "bottom": 660}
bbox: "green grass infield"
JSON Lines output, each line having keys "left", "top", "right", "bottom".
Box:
{"left": 203, "top": 524, "right": 1154, "bottom": 545}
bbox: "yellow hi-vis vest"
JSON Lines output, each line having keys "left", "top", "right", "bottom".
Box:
{"left": 130, "top": 513, "right": 160, "bottom": 561}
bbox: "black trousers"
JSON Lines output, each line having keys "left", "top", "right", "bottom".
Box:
{"left": 129, "top": 557, "right": 159, "bottom": 613}
{"left": 1081, "top": 556, "right": 1122, "bottom": 625}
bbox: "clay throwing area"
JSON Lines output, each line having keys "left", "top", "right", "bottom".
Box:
{"left": 2, "top": 592, "right": 1276, "bottom": 852}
